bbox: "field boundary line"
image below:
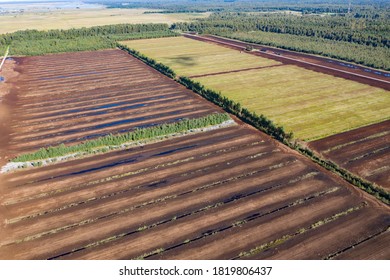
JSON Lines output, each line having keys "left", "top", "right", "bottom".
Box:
{"left": 188, "top": 64, "right": 284, "bottom": 78}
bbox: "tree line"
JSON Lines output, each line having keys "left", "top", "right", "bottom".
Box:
{"left": 106, "top": 0, "right": 390, "bottom": 15}
{"left": 173, "top": 12, "right": 389, "bottom": 48}
{"left": 0, "top": 23, "right": 176, "bottom": 56}
{"left": 223, "top": 31, "right": 390, "bottom": 70}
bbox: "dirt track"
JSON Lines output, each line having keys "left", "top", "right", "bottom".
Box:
{"left": 0, "top": 49, "right": 389, "bottom": 260}
{"left": 309, "top": 120, "right": 390, "bottom": 190}
{"left": 184, "top": 34, "right": 390, "bottom": 90}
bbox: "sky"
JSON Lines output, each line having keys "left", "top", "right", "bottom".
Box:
{"left": 0, "top": 0, "right": 77, "bottom": 3}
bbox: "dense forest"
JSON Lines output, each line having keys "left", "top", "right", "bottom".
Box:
{"left": 94, "top": 0, "right": 390, "bottom": 14}
{"left": 221, "top": 31, "right": 389, "bottom": 70}
{"left": 174, "top": 12, "right": 389, "bottom": 47}
{"left": 0, "top": 24, "right": 176, "bottom": 56}
{"left": 173, "top": 12, "right": 390, "bottom": 70}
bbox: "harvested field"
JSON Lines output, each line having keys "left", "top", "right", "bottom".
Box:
{"left": 309, "top": 120, "right": 390, "bottom": 190}
{"left": 194, "top": 65, "right": 389, "bottom": 141}
{"left": 123, "top": 36, "right": 390, "bottom": 141}
{"left": 121, "top": 37, "right": 280, "bottom": 77}
{"left": 0, "top": 49, "right": 389, "bottom": 260}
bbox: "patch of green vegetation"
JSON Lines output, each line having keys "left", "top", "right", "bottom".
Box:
{"left": 11, "top": 113, "right": 231, "bottom": 163}
{"left": 0, "top": 24, "right": 177, "bottom": 56}
{"left": 7, "top": 37, "right": 115, "bottom": 56}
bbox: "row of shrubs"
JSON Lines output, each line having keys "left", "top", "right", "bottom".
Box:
{"left": 0, "top": 23, "right": 178, "bottom": 56}
{"left": 12, "top": 113, "right": 230, "bottom": 162}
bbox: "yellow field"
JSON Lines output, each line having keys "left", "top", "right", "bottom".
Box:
{"left": 0, "top": 8, "right": 210, "bottom": 34}
{"left": 195, "top": 66, "right": 390, "bottom": 140}
{"left": 122, "top": 37, "right": 280, "bottom": 76}
{"left": 125, "top": 36, "right": 390, "bottom": 140}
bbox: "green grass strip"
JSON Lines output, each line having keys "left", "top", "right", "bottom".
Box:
{"left": 11, "top": 113, "right": 230, "bottom": 162}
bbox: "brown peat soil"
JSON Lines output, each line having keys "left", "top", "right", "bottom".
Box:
{"left": 0, "top": 49, "right": 388, "bottom": 260}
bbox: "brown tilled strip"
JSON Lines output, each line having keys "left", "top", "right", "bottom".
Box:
{"left": 322, "top": 130, "right": 390, "bottom": 154}
{"left": 240, "top": 208, "right": 388, "bottom": 260}
{"left": 22, "top": 65, "right": 139, "bottom": 82}
{"left": 24, "top": 167, "right": 314, "bottom": 259}
{"left": 12, "top": 95, "right": 192, "bottom": 135}
{"left": 20, "top": 52, "right": 133, "bottom": 73}
{"left": 344, "top": 145, "right": 390, "bottom": 164}
{"left": 55, "top": 185, "right": 339, "bottom": 260}
{"left": 2, "top": 149, "right": 286, "bottom": 249}
{"left": 325, "top": 226, "right": 390, "bottom": 260}
{"left": 5, "top": 152, "right": 292, "bottom": 225}
{"left": 5, "top": 142, "right": 273, "bottom": 221}
{"left": 148, "top": 187, "right": 357, "bottom": 260}
{"left": 332, "top": 228, "right": 390, "bottom": 259}
{"left": 14, "top": 98, "right": 198, "bottom": 136}
{"left": 15, "top": 83, "right": 176, "bottom": 112}
{"left": 16, "top": 71, "right": 160, "bottom": 96}
{"left": 14, "top": 89, "right": 189, "bottom": 122}
{"left": 233, "top": 202, "right": 367, "bottom": 259}
{"left": 22, "top": 68, "right": 154, "bottom": 87}
{"left": 309, "top": 120, "right": 390, "bottom": 150}
{"left": 17, "top": 71, "right": 159, "bottom": 95}
{"left": 16, "top": 73, "right": 160, "bottom": 97}
{"left": 3, "top": 159, "right": 311, "bottom": 252}
{"left": 19, "top": 63, "right": 150, "bottom": 82}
